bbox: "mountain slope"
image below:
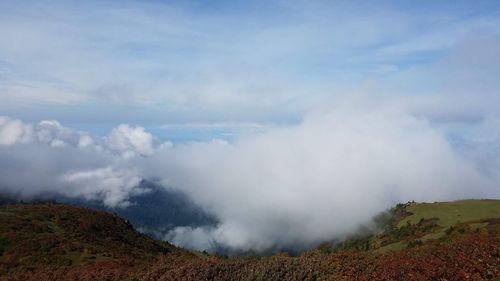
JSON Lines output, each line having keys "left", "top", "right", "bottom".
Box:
{"left": 143, "top": 199, "right": 500, "bottom": 281}
{"left": 1, "top": 200, "right": 499, "bottom": 280}
{"left": 0, "top": 203, "right": 187, "bottom": 280}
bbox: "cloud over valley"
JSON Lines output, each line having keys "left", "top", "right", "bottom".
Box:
{"left": 1, "top": 99, "right": 499, "bottom": 251}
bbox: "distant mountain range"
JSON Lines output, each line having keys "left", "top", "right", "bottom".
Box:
{"left": 0, "top": 180, "right": 217, "bottom": 241}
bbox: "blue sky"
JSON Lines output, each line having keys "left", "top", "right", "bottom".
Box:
{"left": 1, "top": 0, "right": 500, "bottom": 141}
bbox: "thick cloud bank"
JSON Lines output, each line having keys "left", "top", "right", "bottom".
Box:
{"left": 1, "top": 103, "right": 499, "bottom": 251}
{"left": 150, "top": 107, "right": 497, "bottom": 251}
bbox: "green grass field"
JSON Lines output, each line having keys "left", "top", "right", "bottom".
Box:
{"left": 398, "top": 199, "right": 500, "bottom": 228}
{"left": 375, "top": 199, "right": 500, "bottom": 252}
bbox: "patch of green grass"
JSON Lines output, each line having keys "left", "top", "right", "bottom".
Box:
{"left": 372, "top": 199, "right": 500, "bottom": 252}
{"left": 419, "top": 230, "right": 446, "bottom": 241}
{"left": 374, "top": 241, "right": 406, "bottom": 253}
{"left": 398, "top": 199, "right": 500, "bottom": 229}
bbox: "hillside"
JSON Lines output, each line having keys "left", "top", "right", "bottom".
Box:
{"left": 325, "top": 199, "right": 500, "bottom": 253}
{"left": 1, "top": 200, "right": 499, "bottom": 280}
{"left": 0, "top": 203, "right": 189, "bottom": 280}
{"left": 142, "top": 199, "right": 500, "bottom": 281}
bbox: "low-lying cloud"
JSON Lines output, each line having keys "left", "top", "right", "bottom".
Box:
{"left": 1, "top": 101, "right": 499, "bottom": 251}
{"left": 146, "top": 105, "right": 497, "bottom": 251}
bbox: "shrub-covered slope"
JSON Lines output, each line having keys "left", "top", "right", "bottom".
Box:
{"left": 0, "top": 203, "right": 184, "bottom": 280}
{"left": 143, "top": 199, "right": 500, "bottom": 281}
{"left": 1, "top": 200, "right": 499, "bottom": 280}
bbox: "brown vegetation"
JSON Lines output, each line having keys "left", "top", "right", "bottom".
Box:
{"left": 1, "top": 203, "right": 499, "bottom": 280}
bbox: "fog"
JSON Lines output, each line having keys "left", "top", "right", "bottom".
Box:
{"left": 1, "top": 100, "right": 499, "bottom": 251}
{"left": 144, "top": 104, "right": 496, "bottom": 251}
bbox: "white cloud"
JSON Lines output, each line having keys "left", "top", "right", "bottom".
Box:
{"left": 106, "top": 124, "right": 154, "bottom": 158}
{"left": 164, "top": 226, "right": 218, "bottom": 251}
{"left": 0, "top": 117, "right": 96, "bottom": 148}
{"left": 78, "top": 135, "right": 95, "bottom": 148}
{"left": 0, "top": 116, "right": 33, "bottom": 145}
{"left": 0, "top": 118, "right": 153, "bottom": 207}
{"left": 1, "top": 101, "right": 500, "bottom": 250}
{"left": 160, "top": 122, "right": 265, "bottom": 130}
{"left": 60, "top": 166, "right": 143, "bottom": 208}
{"left": 0, "top": 117, "right": 155, "bottom": 158}
{"left": 142, "top": 103, "right": 499, "bottom": 251}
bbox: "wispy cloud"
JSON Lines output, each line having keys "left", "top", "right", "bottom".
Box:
{"left": 160, "top": 122, "right": 265, "bottom": 129}
{"left": 1, "top": 1, "right": 499, "bottom": 125}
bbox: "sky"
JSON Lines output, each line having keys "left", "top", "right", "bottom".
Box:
{"left": 1, "top": 0, "right": 500, "bottom": 252}
{"left": 1, "top": 0, "right": 499, "bottom": 139}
